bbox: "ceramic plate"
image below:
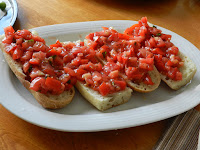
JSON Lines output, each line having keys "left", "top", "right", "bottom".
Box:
{"left": 0, "top": 0, "right": 18, "bottom": 34}
{"left": 0, "top": 20, "right": 200, "bottom": 132}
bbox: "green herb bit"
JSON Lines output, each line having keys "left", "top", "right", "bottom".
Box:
{"left": 111, "top": 81, "right": 115, "bottom": 86}
{"left": 153, "top": 25, "right": 157, "bottom": 28}
{"left": 28, "top": 39, "right": 34, "bottom": 43}
{"left": 67, "top": 80, "right": 71, "bottom": 84}
{"left": 156, "top": 33, "right": 161, "bottom": 37}
{"left": 49, "top": 60, "right": 53, "bottom": 66}
{"left": 51, "top": 55, "right": 57, "bottom": 60}
{"left": 45, "top": 74, "right": 50, "bottom": 79}
{"left": 28, "top": 65, "right": 32, "bottom": 72}
{"left": 0, "top": 2, "right": 6, "bottom": 11}
{"left": 102, "top": 51, "right": 107, "bottom": 58}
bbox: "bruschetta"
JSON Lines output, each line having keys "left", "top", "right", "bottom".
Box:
{"left": 62, "top": 41, "right": 133, "bottom": 111}
{"left": 85, "top": 27, "right": 161, "bottom": 93}
{"left": 0, "top": 26, "right": 75, "bottom": 109}
{"left": 124, "top": 17, "right": 197, "bottom": 90}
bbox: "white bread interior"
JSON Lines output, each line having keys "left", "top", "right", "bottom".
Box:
{"left": 75, "top": 81, "right": 133, "bottom": 111}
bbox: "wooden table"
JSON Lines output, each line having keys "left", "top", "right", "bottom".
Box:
{"left": 1, "top": 0, "right": 200, "bottom": 149}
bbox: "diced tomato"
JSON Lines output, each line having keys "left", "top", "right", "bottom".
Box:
{"left": 152, "top": 48, "right": 165, "bottom": 56}
{"left": 49, "top": 40, "right": 62, "bottom": 48}
{"left": 75, "top": 68, "right": 87, "bottom": 81}
{"left": 3, "top": 26, "right": 15, "bottom": 44}
{"left": 29, "top": 58, "right": 40, "bottom": 65}
{"left": 33, "top": 41, "right": 47, "bottom": 52}
{"left": 113, "top": 80, "right": 126, "bottom": 90}
{"left": 2, "top": 35, "right": 14, "bottom": 44}
{"left": 166, "top": 46, "right": 179, "bottom": 55}
{"left": 156, "top": 37, "right": 166, "bottom": 47}
{"left": 160, "top": 34, "right": 171, "bottom": 41}
{"left": 20, "top": 50, "right": 33, "bottom": 62}
{"left": 69, "top": 76, "right": 77, "bottom": 85}
{"left": 4, "top": 26, "right": 15, "bottom": 36}
{"left": 166, "top": 60, "right": 174, "bottom": 67}
{"left": 30, "top": 77, "right": 47, "bottom": 93}
{"left": 29, "top": 68, "right": 45, "bottom": 79}
{"left": 124, "top": 24, "right": 140, "bottom": 35}
{"left": 15, "top": 30, "right": 32, "bottom": 40}
{"left": 22, "top": 40, "right": 35, "bottom": 50}
{"left": 103, "top": 62, "right": 120, "bottom": 74}
{"left": 23, "top": 61, "right": 31, "bottom": 73}
{"left": 64, "top": 67, "right": 76, "bottom": 76}
{"left": 12, "top": 47, "right": 23, "bottom": 60}
{"left": 143, "top": 74, "right": 154, "bottom": 85}
{"left": 41, "top": 62, "right": 56, "bottom": 76}
{"left": 92, "top": 71, "right": 102, "bottom": 82}
{"left": 63, "top": 53, "right": 74, "bottom": 63}
{"left": 4, "top": 43, "right": 17, "bottom": 53}
{"left": 16, "top": 38, "right": 24, "bottom": 45}
{"left": 125, "top": 67, "right": 143, "bottom": 80}
{"left": 32, "top": 35, "right": 45, "bottom": 44}
{"left": 118, "top": 33, "right": 130, "bottom": 40}
{"left": 53, "top": 56, "right": 63, "bottom": 66}
{"left": 109, "top": 70, "right": 119, "bottom": 79}
{"left": 45, "top": 77, "right": 65, "bottom": 95}
{"left": 139, "top": 58, "right": 154, "bottom": 65}
{"left": 85, "top": 33, "right": 94, "bottom": 40}
{"left": 59, "top": 74, "right": 71, "bottom": 84}
{"left": 175, "top": 71, "right": 182, "bottom": 81}
{"left": 127, "top": 57, "right": 138, "bottom": 67}
{"left": 167, "top": 67, "right": 178, "bottom": 80}
{"left": 98, "top": 82, "right": 110, "bottom": 96}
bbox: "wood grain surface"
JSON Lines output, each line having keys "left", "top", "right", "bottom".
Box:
{"left": 0, "top": 0, "right": 200, "bottom": 149}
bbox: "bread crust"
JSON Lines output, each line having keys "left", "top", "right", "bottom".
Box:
{"left": 0, "top": 35, "right": 75, "bottom": 109}
{"left": 160, "top": 51, "right": 197, "bottom": 90}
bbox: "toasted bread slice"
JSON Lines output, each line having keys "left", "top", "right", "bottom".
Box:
{"left": 160, "top": 51, "right": 197, "bottom": 90}
{"left": 75, "top": 81, "right": 133, "bottom": 111}
{"left": 0, "top": 35, "right": 75, "bottom": 109}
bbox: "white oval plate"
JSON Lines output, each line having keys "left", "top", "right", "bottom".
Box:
{"left": 0, "top": 20, "right": 200, "bottom": 132}
{"left": 0, "top": 0, "right": 18, "bottom": 34}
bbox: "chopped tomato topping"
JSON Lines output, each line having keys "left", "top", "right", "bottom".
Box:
{"left": 3, "top": 17, "right": 184, "bottom": 96}
{"left": 99, "top": 82, "right": 110, "bottom": 96}
{"left": 45, "top": 77, "right": 64, "bottom": 95}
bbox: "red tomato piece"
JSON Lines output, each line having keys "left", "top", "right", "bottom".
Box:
{"left": 64, "top": 67, "right": 76, "bottom": 76}
{"left": 30, "top": 77, "right": 47, "bottom": 93}
{"left": 32, "top": 35, "right": 45, "bottom": 44}
{"left": 12, "top": 47, "right": 23, "bottom": 60}
{"left": 4, "top": 26, "right": 15, "bottom": 36}
{"left": 40, "top": 62, "right": 56, "bottom": 76}
{"left": 45, "top": 77, "right": 64, "bottom": 95}
{"left": 144, "top": 74, "right": 154, "bottom": 85}
{"left": 152, "top": 48, "right": 165, "bottom": 56}
{"left": 33, "top": 41, "right": 47, "bottom": 52}
{"left": 23, "top": 61, "right": 31, "bottom": 73}
{"left": 20, "top": 50, "right": 33, "bottom": 62}
{"left": 99, "top": 82, "right": 110, "bottom": 96}
{"left": 29, "top": 68, "right": 45, "bottom": 79}
{"left": 113, "top": 80, "right": 126, "bottom": 90}
{"left": 15, "top": 30, "right": 32, "bottom": 40}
